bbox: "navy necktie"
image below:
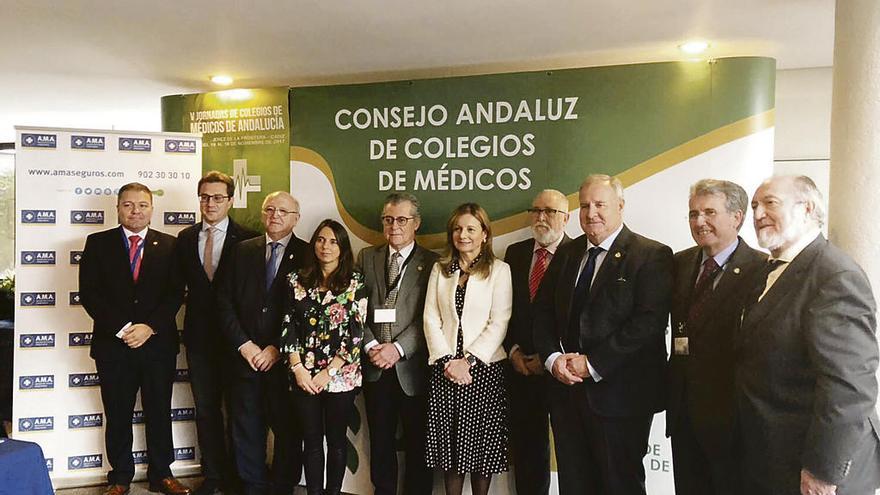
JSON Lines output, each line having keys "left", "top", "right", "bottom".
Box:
{"left": 565, "top": 246, "right": 603, "bottom": 352}
{"left": 266, "top": 242, "right": 281, "bottom": 291}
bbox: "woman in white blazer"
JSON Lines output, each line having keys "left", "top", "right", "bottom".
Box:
{"left": 423, "top": 203, "right": 513, "bottom": 495}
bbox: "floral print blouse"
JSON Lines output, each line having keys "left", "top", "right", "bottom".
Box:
{"left": 281, "top": 271, "right": 368, "bottom": 393}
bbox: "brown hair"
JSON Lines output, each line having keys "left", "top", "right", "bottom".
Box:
{"left": 117, "top": 182, "right": 152, "bottom": 203}
{"left": 198, "top": 170, "right": 234, "bottom": 197}
{"left": 438, "top": 203, "right": 495, "bottom": 279}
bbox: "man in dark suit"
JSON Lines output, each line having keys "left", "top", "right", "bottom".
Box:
{"left": 217, "top": 191, "right": 307, "bottom": 495}
{"left": 79, "top": 182, "right": 190, "bottom": 495}
{"left": 737, "top": 175, "right": 880, "bottom": 495}
{"left": 358, "top": 193, "right": 437, "bottom": 495}
{"left": 503, "top": 189, "right": 571, "bottom": 495}
{"left": 666, "top": 179, "right": 765, "bottom": 495}
{"left": 533, "top": 174, "right": 673, "bottom": 495}
{"left": 176, "top": 171, "right": 259, "bottom": 495}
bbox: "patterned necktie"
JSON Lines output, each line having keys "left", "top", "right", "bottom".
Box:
{"left": 529, "top": 248, "right": 549, "bottom": 301}
{"left": 128, "top": 235, "right": 142, "bottom": 283}
{"left": 203, "top": 226, "right": 215, "bottom": 281}
{"left": 687, "top": 257, "right": 720, "bottom": 323}
{"left": 380, "top": 252, "right": 401, "bottom": 343}
{"left": 265, "top": 241, "right": 281, "bottom": 291}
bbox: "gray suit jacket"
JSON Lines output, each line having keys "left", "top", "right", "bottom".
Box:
{"left": 357, "top": 243, "right": 438, "bottom": 396}
{"left": 736, "top": 234, "right": 880, "bottom": 493}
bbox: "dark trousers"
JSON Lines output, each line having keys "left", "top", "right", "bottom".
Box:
{"left": 549, "top": 381, "right": 653, "bottom": 495}
{"left": 507, "top": 367, "right": 551, "bottom": 495}
{"left": 186, "top": 347, "right": 236, "bottom": 487}
{"left": 294, "top": 388, "right": 357, "bottom": 495}
{"left": 363, "top": 371, "right": 432, "bottom": 495}
{"left": 671, "top": 406, "right": 742, "bottom": 495}
{"left": 229, "top": 364, "right": 302, "bottom": 495}
{"left": 95, "top": 354, "right": 175, "bottom": 485}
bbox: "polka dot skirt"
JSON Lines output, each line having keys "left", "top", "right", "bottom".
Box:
{"left": 425, "top": 266, "right": 509, "bottom": 476}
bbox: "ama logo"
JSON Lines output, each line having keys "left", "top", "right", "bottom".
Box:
{"left": 119, "top": 137, "right": 151, "bottom": 152}
{"left": 18, "top": 416, "right": 54, "bottom": 432}
{"left": 170, "top": 408, "right": 195, "bottom": 422}
{"left": 164, "top": 212, "right": 196, "bottom": 225}
{"left": 68, "top": 413, "right": 103, "bottom": 428}
{"left": 71, "top": 135, "right": 106, "bottom": 150}
{"left": 132, "top": 450, "right": 149, "bottom": 464}
{"left": 19, "top": 375, "right": 54, "bottom": 390}
{"left": 132, "top": 410, "right": 145, "bottom": 424}
{"left": 21, "top": 210, "right": 56, "bottom": 224}
{"left": 70, "top": 251, "right": 84, "bottom": 264}
{"left": 19, "top": 333, "right": 55, "bottom": 348}
{"left": 46, "top": 458, "right": 54, "bottom": 472}
{"left": 164, "top": 139, "right": 197, "bottom": 153}
{"left": 70, "top": 210, "right": 104, "bottom": 225}
{"left": 20, "top": 292, "right": 56, "bottom": 307}
{"left": 69, "top": 332, "right": 93, "bottom": 347}
{"left": 173, "top": 447, "right": 196, "bottom": 461}
{"left": 21, "top": 133, "right": 57, "bottom": 148}
{"left": 68, "top": 372, "right": 100, "bottom": 387}
{"left": 69, "top": 292, "right": 82, "bottom": 306}
{"left": 21, "top": 251, "right": 56, "bottom": 265}
{"left": 68, "top": 454, "right": 102, "bottom": 470}
{"left": 174, "top": 368, "right": 190, "bottom": 382}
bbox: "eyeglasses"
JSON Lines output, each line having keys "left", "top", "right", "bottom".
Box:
{"left": 381, "top": 216, "right": 415, "bottom": 227}
{"left": 527, "top": 207, "right": 566, "bottom": 217}
{"left": 688, "top": 209, "right": 719, "bottom": 221}
{"left": 263, "top": 207, "right": 299, "bottom": 217}
{"left": 199, "top": 194, "right": 231, "bottom": 204}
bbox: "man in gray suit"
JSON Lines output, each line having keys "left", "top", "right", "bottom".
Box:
{"left": 358, "top": 192, "right": 438, "bottom": 495}
{"left": 738, "top": 175, "right": 880, "bottom": 495}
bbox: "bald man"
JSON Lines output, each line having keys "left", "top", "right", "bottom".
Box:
{"left": 218, "top": 192, "right": 307, "bottom": 495}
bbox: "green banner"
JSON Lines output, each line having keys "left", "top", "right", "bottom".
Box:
{"left": 161, "top": 87, "right": 290, "bottom": 231}
{"left": 289, "top": 57, "right": 775, "bottom": 244}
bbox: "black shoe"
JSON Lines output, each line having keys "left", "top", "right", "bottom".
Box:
{"left": 193, "top": 479, "right": 222, "bottom": 495}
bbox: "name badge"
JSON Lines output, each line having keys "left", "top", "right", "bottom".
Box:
{"left": 374, "top": 308, "right": 396, "bottom": 324}
{"left": 674, "top": 337, "right": 689, "bottom": 356}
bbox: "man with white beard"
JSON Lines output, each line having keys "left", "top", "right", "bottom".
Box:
{"left": 503, "top": 189, "right": 571, "bottom": 495}
{"left": 737, "top": 175, "right": 880, "bottom": 495}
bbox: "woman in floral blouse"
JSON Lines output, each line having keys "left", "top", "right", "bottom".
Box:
{"left": 281, "top": 218, "right": 368, "bottom": 495}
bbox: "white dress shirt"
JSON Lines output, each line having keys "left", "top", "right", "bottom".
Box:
{"left": 364, "top": 241, "right": 415, "bottom": 358}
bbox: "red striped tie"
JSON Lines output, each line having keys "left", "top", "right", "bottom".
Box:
{"left": 529, "top": 248, "right": 549, "bottom": 301}
{"left": 129, "top": 235, "right": 142, "bottom": 283}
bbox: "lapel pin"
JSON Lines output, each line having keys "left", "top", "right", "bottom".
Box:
{"left": 152, "top": 241, "right": 158, "bottom": 246}
{"left": 733, "top": 267, "right": 741, "bottom": 274}
{"left": 288, "top": 254, "right": 294, "bottom": 260}
{"left": 614, "top": 252, "right": 622, "bottom": 258}
{"left": 417, "top": 265, "right": 423, "bottom": 271}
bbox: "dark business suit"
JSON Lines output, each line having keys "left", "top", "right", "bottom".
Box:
{"left": 79, "top": 226, "right": 184, "bottom": 486}
{"left": 176, "top": 218, "right": 258, "bottom": 487}
{"left": 503, "top": 234, "right": 570, "bottom": 495}
{"left": 666, "top": 238, "right": 765, "bottom": 495}
{"left": 736, "top": 234, "right": 880, "bottom": 495}
{"left": 357, "top": 243, "right": 437, "bottom": 495}
{"left": 533, "top": 225, "right": 673, "bottom": 495}
{"left": 217, "top": 234, "right": 308, "bottom": 495}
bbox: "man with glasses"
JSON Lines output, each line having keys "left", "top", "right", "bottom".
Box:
{"left": 502, "top": 189, "right": 571, "bottom": 495}
{"left": 218, "top": 191, "right": 307, "bottom": 495}
{"left": 357, "top": 193, "right": 438, "bottom": 495}
{"left": 175, "top": 171, "right": 258, "bottom": 495}
{"left": 79, "top": 183, "right": 189, "bottom": 495}
{"left": 666, "top": 179, "right": 765, "bottom": 495}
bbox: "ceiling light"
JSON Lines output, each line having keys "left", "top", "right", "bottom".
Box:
{"left": 211, "top": 75, "right": 234, "bottom": 86}
{"left": 678, "top": 40, "right": 710, "bottom": 55}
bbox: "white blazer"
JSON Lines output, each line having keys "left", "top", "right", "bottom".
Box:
{"left": 423, "top": 258, "right": 513, "bottom": 365}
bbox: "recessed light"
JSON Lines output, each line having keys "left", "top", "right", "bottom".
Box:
{"left": 211, "top": 75, "right": 234, "bottom": 86}
{"left": 679, "top": 40, "right": 710, "bottom": 55}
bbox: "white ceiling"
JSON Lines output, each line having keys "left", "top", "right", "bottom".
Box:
{"left": 2, "top": 0, "right": 834, "bottom": 89}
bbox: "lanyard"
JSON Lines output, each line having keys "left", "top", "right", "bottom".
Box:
{"left": 385, "top": 247, "right": 416, "bottom": 293}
